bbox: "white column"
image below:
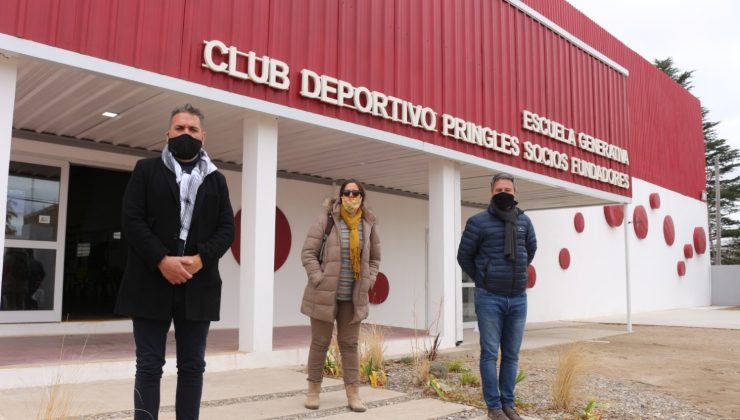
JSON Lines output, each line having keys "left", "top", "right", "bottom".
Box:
{"left": 239, "top": 115, "right": 278, "bottom": 353}
{"left": 0, "top": 56, "right": 18, "bottom": 282}
{"left": 427, "top": 158, "right": 461, "bottom": 349}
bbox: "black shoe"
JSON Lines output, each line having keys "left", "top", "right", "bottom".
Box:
{"left": 503, "top": 406, "right": 523, "bottom": 420}
{"left": 488, "top": 408, "right": 510, "bottom": 420}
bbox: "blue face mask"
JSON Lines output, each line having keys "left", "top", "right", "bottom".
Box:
{"left": 168, "top": 133, "right": 202, "bottom": 160}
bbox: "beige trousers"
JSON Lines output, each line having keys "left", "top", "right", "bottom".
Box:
{"left": 306, "top": 301, "right": 361, "bottom": 385}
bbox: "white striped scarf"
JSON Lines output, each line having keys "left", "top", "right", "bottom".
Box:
{"left": 161, "top": 147, "right": 217, "bottom": 250}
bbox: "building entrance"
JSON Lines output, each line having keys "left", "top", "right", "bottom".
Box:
{"left": 62, "top": 165, "right": 130, "bottom": 321}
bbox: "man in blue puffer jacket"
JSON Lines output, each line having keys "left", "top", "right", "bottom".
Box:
{"left": 457, "top": 173, "right": 537, "bottom": 420}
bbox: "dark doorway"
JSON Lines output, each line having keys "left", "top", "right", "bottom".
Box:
{"left": 62, "top": 165, "right": 130, "bottom": 320}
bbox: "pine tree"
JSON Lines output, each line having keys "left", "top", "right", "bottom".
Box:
{"left": 655, "top": 57, "right": 740, "bottom": 263}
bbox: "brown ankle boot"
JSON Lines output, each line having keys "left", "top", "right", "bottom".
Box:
{"left": 502, "top": 406, "right": 523, "bottom": 420}
{"left": 345, "top": 384, "right": 367, "bottom": 412}
{"left": 305, "top": 381, "right": 321, "bottom": 409}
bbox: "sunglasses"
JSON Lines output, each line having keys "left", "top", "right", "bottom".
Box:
{"left": 341, "top": 190, "right": 363, "bottom": 198}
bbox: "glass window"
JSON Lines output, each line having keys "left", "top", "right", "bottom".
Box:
{"left": 462, "top": 286, "right": 476, "bottom": 323}
{"left": 462, "top": 271, "right": 474, "bottom": 283}
{"left": 1, "top": 248, "right": 56, "bottom": 311}
{"left": 5, "top": 162, "right": 61, "bottom": 242}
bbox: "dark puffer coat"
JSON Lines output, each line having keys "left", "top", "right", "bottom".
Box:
{"left": 457, "top": 206, "right": 537, "bottom": 296}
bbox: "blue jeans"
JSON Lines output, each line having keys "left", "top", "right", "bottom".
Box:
{"left": 132, "top": 288, "right": 210, "bottom": 420}
{"left": 475, "top": 287, "right": 527, "bottom": 410}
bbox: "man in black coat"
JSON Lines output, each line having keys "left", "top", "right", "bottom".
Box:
{"left": 115, "top": 104, "right": 234, "bottom": 420}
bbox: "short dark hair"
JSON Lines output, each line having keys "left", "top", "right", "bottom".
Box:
{"left": 170, "top": 104, "right": 205, "bottom": 129}
{"left": 491, "top": 172, "right": 516, "bottom": 191}
{"left": 338, "top": 179, "right": 367, "bottom": 205}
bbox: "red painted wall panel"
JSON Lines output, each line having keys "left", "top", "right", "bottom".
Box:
{"left": 522, "top": 0, "right": 705, "bottom": 199}
{"left": 0, "top": 0, "right": 702, "bottom": 198}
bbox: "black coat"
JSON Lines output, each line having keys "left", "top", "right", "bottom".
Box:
{"left": 114, "top": 157, "right": 235, "bottom": 321}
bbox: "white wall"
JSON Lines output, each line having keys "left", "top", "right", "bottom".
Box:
{"left": 525, "top": 205, "right": 627, "bottom": 322}
{"left": 521, "top": 177, "right": 711, "bottom": 322}
{"left": 627, "top": 179, "right": 711, "bottom": 311}
{"left": 711, "top": 265, "right": 740, "bottom": 305}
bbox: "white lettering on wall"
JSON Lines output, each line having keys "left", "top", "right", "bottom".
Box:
{"left": 522, "top": 141, "right": 569, "bottom": 171}
{"left": 299, "top": 69, "right": 437, "bottom": 132}
{"left": 441, "top": 114, "right": 520, "bottom": 157}
{"left": 522, "top": 110, "right": 630, "bottom": 165}
{"left": 201, "top": 40, "right": 632, "bottom": 190}
{"left": 571, "top": 157, "right": 630, "bottom": 188}
{"left": 522, "top": 110, "right": 576, "bottom": 145}
{"left": 202, "top": 40, "right": 290, "bottom": 90}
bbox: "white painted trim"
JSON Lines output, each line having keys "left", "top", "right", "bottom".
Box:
{"left": 504, "top": 0, "right": 629, "bottom": 76}
{"left": 0, "top": 56, "right": 16, "bottom": 319}
{"left": 0, "top": 34, "right": 629, "bottom": 204}
{"left": 238, "top": 115, "right": 278, "bottom": 353}
{"left": 4, "top": 240, "right": 57, "bottom": 250}
{"left": 0, "top": 155, "right": 69, "bottom": 324}
{"left": 427, "top": 159, "right": 460, "bottom": 349}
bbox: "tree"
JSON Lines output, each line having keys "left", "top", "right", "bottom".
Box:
{"left": 655, "top": 57, "right": 740, "bottom": 264}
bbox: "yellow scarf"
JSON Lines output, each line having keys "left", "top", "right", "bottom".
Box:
{"left": 340, "top": 206, "right": 363, "bottom": 280}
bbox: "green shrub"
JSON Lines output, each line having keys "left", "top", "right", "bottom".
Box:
{"left": 446, "top": 359, "right": 465, "bottom": 373}
{"left": 460, "top": 371, "right": 480, "bottom": 387}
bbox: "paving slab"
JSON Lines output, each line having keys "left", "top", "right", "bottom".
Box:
{"left": 322, "top": 398, "right": 471, "bottom": 419}
{"left": 194, "top": 388, "right": 405, "bottom": 420}
{"left": 0, "top": 367, "right": 342, "bottom": 419}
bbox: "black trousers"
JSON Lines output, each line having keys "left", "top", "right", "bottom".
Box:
{"left": 132, "top": 287, "right": 210, "bottom": 420}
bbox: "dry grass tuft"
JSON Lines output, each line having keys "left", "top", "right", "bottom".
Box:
{"left": 323, "top": 332, "right": 343, "bottom": 377}
{"left": 38, "top": 375, "right": 73, "bottom": 419}
{"left": 360, "top": 323, "right": 386, "bottom": 370}
{"left": 360, "top": 323, "right": 388, "bottom": 387}
{"left": 551, "top": 342, "right": 585, "bottom": 411}
{"left": 412, "top": 355, "right": 431, "bottom": 386}
{"left": 36, "top": 332, "right": 87, "bottom": 419}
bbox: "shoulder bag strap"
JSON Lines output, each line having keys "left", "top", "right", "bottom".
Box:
{"left": 318, "top": 213, "right": 335, "bottom": 264}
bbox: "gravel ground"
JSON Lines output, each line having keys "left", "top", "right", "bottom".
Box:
{"left": 379, "top": 356, "right": 719, "bottom": 420}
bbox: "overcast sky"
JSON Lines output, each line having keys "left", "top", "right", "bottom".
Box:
{"left": 566, "top": 0, "right": 740, "bottom": 155}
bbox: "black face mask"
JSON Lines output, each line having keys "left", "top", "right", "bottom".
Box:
{"left": 168, "top": 133, "right": 203, "bottom": 160}
{"left": 492, "top": 192, "right": 517, "bottom": 210}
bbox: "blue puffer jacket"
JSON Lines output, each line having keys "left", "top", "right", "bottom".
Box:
{"left": 457, "top": 207, "right": 537, "bottom": 296}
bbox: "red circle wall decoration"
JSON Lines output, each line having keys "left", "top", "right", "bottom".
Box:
{"left": 603, "top": 205, "right": 624, "bottom": 227}
{"left": 574, "top": 212, "right": 585, "bottom": 233}
{"left": 662, "top": 216, "right": 675, "bottom": 246}
{"left": 273, "top": 208, "right": 292, "bottom": 270}
{"left": 559, "top": 248, "right": 571, "bottom": 270}
{"left": 527, "top": 264, "right": 537, "bottom": 288}
{"left": 649, "top": 193, "right": 661, "bottom": 209}
{"left": 677, "top": 261, "right": 686, "bottom": 277}
{"left": 683, "top": 244, "right": 694, "bottom": 259}
{"left": 632, "top": 205, "right": 649, "bottom": 239}
{"left": 230, "top": 207, "right": 293, "bottom": 271}
{"left": 369, "top": 272, "right": 390, "bottom": 304}
{"left": 693, "top": 227, "right": 707, "bottom": 254}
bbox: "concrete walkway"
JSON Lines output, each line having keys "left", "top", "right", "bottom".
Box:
{"left": 0, "top": 320, "right": 610, "bottom": 420}
{"left": 579, "top": 305, "right": 740, "bottom": 329}
{"left": 5, "top": 306, "right": 735, "bottom": 419}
